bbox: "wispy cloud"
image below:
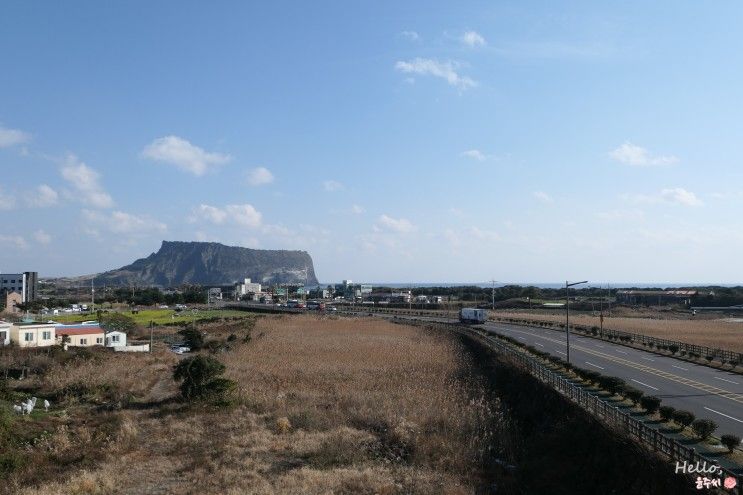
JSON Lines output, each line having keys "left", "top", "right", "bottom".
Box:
{"left": 60, "top": 154, "right": 114, "bottom": 208}
{"left": 27, "top": 184, "right": 59, "bottom": 208}
{"left": 246, "top": 167, "right": 274, "bottom": 186}
{"left": 375, "top": 214, "right": 416, "bottom": 233}
{"left": 461, "top": 149, "right": 487, "bottom": 161}
{"left": 533, "top": 191, "right": 553, "bottom": 203}
{"left": 395, "top": 58, "right": 476, "bottom": 90}
{"left": 622, "top": 187, "right": 702, "bottom": 207}
{"left": 400, "top": 30, "right": 420, "bottom": 41}
{"left": 0, "top": 124, "right": 31, "bottom": 148}
{"left": 323, "top": 180, "right": 344, "bottom": 192}
{"left": 191, "top": 203, "right": 263, "bottom": 228}
{"left": 609, "top": 142, "right": 678, "bottom": 167}
{"left": 461, "top": 31, "right": 486, "bottom": 47}
{"left": 141, "top": 135, "right": 231, "bottom": 176}
{"left": 0, "top": 187, "right": 16, "bottom": 210}
{"left": 34, "top": 229, "right": 52, "bottom": 244}
{"left": 351, "top": 204, "right": 365, "bottom": 214}
{"left": 0, "top": 234, "right": 27, "bottom": 249}
{"left": 82, "top": 209, "right": 167, "bottom": 237}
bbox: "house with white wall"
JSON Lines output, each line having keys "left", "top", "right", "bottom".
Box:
{"left": 105, "top": 330, "right": 127, "bottom": 347}
{"left": 0, "top": 321, "right": 10, "bottom": 346}
{"left": 10, "top": 322, "right": 57, "bottom": 347}
{"left": 55, "top": 324, "right": 105, "bottom": 348}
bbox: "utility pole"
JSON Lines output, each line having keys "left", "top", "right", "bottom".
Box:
{"left": 566, "top": 280, "right": 588, "bottom": 364}
{"left": 491, "top": 279, "right": 497, "bottom": 310}
{"left": 91, "top": 278, "right": 95, "bottom": 313}
{"left": 599, "top": 286, "right": 604, "bottom": 339}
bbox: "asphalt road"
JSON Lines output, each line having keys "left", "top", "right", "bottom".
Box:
{"left": 380, "top": 313, "right": 743, "bottom": 439}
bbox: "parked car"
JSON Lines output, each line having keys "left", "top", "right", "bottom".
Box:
{"left": 170, "top": 344, "right": 191, "bottom": 354}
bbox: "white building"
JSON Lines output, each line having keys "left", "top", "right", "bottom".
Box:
{"left": 0, "top": 272, "right": 38, "bottom": 303}
{"left": 105, "top": 330, "right": 127, "bottom": 347}
{"left": 10, "top": 322, "right": 56, "bottom": 348}
{"left": 55, "top": 324, "right": 105, "bottom": 348}
{"left": 0, "top": 321, "right": 10, "bottom": 346}
{"left": 236, "top": 278, "right": 262, "bottom": 298}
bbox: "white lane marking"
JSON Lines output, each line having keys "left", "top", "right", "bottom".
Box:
{"left": 714, "top": 377, "right": 740, "bottom": 385}
{"left": 586, "top": 362, "right": 605, "bottom": 370}
{"left": 631, "top": 379, "right": 659, "bottom": 391}
{"left": 517, "top": 336, "right": 526, "bottom": 340}
{"left": 641, "top": 357, "right": 655, "bottom": 362}
{"left": 672, "top": 365, "right": 689, "bottom": 371}
{"left": 596, "top": 344, "right": 605, "bottom": 348}
{"left": 556, "top": 351, "right": 567, "bottom": 356}
{"left": 615, "top": 350, "right": 628, "bottom": 355}
{"left": 704, "top": 407, "right": 743, "bottom": 424}
{"left": 535, "top": 343, "right": 544, "bottom": 347}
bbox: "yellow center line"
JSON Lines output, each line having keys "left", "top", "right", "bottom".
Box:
{"left": 495, "top": 326, "right": 743, "bottom": 405}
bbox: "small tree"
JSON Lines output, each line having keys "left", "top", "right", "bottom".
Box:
{"left": 691, "top": 419, "right": 718, "bottom": 440}
{"left": 178, "top": 327, "right": 205, "bottom": 351}
{"left": 640, "top": 396, "right": 661, "bottom": 415}
{"left": 173, "top": 355, "right": 235, "bottom": 402}
{"left": 720, "top": 434, "right": 741, "bottom": 453}
{"left": 668, "top": 345, "right": 679, "bottom": 354}
{"left": 659, "top": 406, "right": 676, "bottom": 422}
{"left": 673, "top": 410, "right": 695, "bottom": 430}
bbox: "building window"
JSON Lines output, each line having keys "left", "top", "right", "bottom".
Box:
{"left": 96, "top": 337, "right": 102, "bottom": 344}
{"left": 112, "top": 335, "right": 120, "bottom": 342}
{"left": 80, "top": 338, "right": 87, "bottom": 345}
{"left": 42, "top": 331, "right": 51, "bottom": 340}
{"left": 24, "top": 333, "right": 34, "bottom": 342}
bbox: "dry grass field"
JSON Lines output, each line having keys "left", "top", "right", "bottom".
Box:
{"left": 3, "top": 315, "right": 505, "bottom": 495}
{"left": 493, "top": 311, "right": 743, "bottom": 352}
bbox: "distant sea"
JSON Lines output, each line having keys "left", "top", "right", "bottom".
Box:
{"left": 316, "top": 282, "right": 742, "bottom": 289}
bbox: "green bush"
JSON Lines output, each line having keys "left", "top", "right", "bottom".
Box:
{"left": 659, "top": 406, "right": 676, "bottom": 422}
{"left": 178, "top": 327, "right": 205, "bottom": 351}
{"left": 173, "top": 355, "right": 236, "bottom": 403}
{"left": 668, "top": 345, "right": 679, "bottom": 354}
{"left": 624, "top": 387, "right": 644, "bottom": 406}
{"left": 673, "top": 410, "right": 695, "bottom": 429}
{"left": 691, "top": 419, "right": 718, "bottom": 440}
{"left": 640, "top": 396, "right": 661, "bottom": 414}
{"left": 720, "top": 434, "right": 741, "bottom": 453}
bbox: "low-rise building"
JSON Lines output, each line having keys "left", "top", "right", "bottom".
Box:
{"left": 10, "top": 322, "right": 57, "bottom": 348}
{"left": 4, "top": 291, "right": 22, "bottom": 314}
{"left": 105, "top": 330, "right": 127, "bottom": 347}
{"left": 0, "top": 321, "right": 10, "bottom": 346}
{"left": 55, "top": 324, "right": 105, "bottom": 348}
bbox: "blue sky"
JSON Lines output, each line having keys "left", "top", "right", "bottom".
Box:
{"left": 2, "top": 1, "right": 743, "bottom": 283}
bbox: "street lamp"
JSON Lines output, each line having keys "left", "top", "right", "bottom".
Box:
{"left": 566, "top": 280, "right": 588, "bottom": 364}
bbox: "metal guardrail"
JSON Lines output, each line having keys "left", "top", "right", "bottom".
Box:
{"left": 413, "top": 319, "right": 742, "bottom": 492}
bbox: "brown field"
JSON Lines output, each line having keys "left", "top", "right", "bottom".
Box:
{"left": 3, "top": 315, "right": 503, "bottom": 495}
{"left": 493, "top": 311, "right": 743, "bottom": 352}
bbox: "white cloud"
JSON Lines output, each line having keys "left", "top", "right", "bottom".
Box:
{"left": 60, "top": 155, "right": 114, "bottom": 208}
{"left": 351, "top": 204, "right": 365, "bottom": 214}
{"left": 246, "top": 167, "right": 274, "bottom": 186}
{"left": 192, "top": 203, "right": 262, "bottom": 228}
{"left": 595, "top": 209, "right": 645, "bottom": 221}
{"left": 27, "top": 184, "right": 59, "bottom": 207}
{"left": 609, "top": 142, "right": 678, "bottom": 167}
{"left": 323, "top": 180, "right": 344, "bottom": 192}
{"left": 533, "top": 191, "right": 553, "bottom": 203}
{"left": 0, "top": 234, "right": 27, "bottom": 249}
{"left": 82, "top": 209, "right": 167, "bottom": 235}
{"left": 400, "top": 30, "right": 420, "bottom": 41}
{"left": 0, "top": 124, "right": 31, "bottom": 148}
{"left": 395, "top": 58, "right": 477, "bottom": 90}
{"left": 0, "top": 188, "right": 16, "bottom": 210}
{"left": 141, "top": 135, "right": 231, "bottom": 176}
{"left": 375, "top": 214, "right": 416, "bottom": 233}
{"left": 461, "top": 149, "right": 487, "bottom": 161}
{"left": 34, "top": 229, "right": 52, "bottom": 244}
{"left": 622, "top": 187, "right": 702, "bottom": 207}
{"left": 461, "top": 31, "right": 486, "bottom": 47}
